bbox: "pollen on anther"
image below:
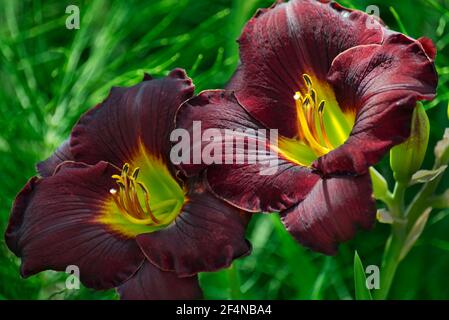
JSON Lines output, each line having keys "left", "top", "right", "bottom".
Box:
{"left": 110, "top": 188, "right": 117, "bottom": 195}
{"left": 294, "top": 92, "right": 302, "bottom": 101}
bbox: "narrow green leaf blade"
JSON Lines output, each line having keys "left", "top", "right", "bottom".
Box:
{"left": 354, "top": 251, "right": 373, "bottom": 300}
{"left": 400, "top": 208, "right": 432, "bottom": 261}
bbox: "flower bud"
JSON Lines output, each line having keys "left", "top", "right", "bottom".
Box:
{"left": 369, "top": 167, "right": 389, "bottom": 201}
{"left": 390, "top": 103, "right": 430, "bottom": 184}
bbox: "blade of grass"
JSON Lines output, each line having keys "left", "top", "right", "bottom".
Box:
{"left": 354, "top": 251, "right": 373, "bottom": 300}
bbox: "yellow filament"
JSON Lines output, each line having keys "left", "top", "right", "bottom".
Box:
{"left": 294, "top": 74, "right": 338, "bottom": 156}
{"left": 318, "top": 101, "right": 334, "bottom": 149}
{"left": 137, "top": 181, "right": 160, "bottom": 223}
{"left": 295, "top": 92, "right": 329, "bottom": 156}
{"left": 109, "top": 163, "right": 178, "bottom": 226}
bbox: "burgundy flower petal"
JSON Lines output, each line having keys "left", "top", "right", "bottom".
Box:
{"left": 314, "top": 34, "right": 438, "bottom": 175}
{"left": 175, "top": 90, "right": 319, "bottom": 212}
{"left": 136, "top": 178, "right": 251, "bottom": 277}
{"left": 206, "top": 161, "right": 319, "bottom": 213}
{"left": 281, "top": 173, "right": 376, "bottom": 255}
{"left": 117, "top": 261, "right": 202, "bottom": 300}
{"left": 5, "top": 161, "right": 145, "bottom": 290}
{"left": 70, "top": 69, "right": 194, "bottom": 170}
{"left": 227, "top": 0, "right": 384, "bottom": 138}
{"left": 36, "top": 140, "right": 73, "bottom": 177}
{"left": 418, "top": 37, "right": 437, "bottom": 60}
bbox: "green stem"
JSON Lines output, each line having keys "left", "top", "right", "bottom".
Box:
{"left": 375, "top": 182, "right": 407, "bottom": 300}
{"left": 392, "top": 182, "right": 407, "bottom": 213}
{"left": 375, "top": 222, "right": 407, "bottom": 300}
{"left": 375, "top": 135, "right": 449, "bottom": 300}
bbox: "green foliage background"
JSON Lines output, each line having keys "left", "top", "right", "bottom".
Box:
{"left": 0, "top": 0, "right": 448, "bottom": 300}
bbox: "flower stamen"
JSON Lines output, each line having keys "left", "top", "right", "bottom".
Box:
{"left": 318, "top": 101, "right": 334, "bottom": 150}
{"left": 109, "top": 163, "right": 172, "bottom": 226}
{"left": 294, "top": 74, "right": 335, "bottom": 156}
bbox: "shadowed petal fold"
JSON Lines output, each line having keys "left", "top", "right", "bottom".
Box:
{"left": 117, "top": 261, "right": 202, "bottom": 300}
{"left": 281, "top": 174, "right": 376, "bottom": 255}
{"left": 70, "top": 69, "right": 194, "bottom": 170}
{"left": 314, "top": 34, "right": 438, "bottom": 175}
{"left": 36, "top": 140, "right": 73, "bottom": 177}
{"left": 227, "top": 0, "right": 384, "bottom": 137}
{"left": 5, "top": 161, "right": 145, "bottom": 290}
{"left": 176, "top": 90, "right": 319, "bottom": 212}
{"left": 137, "top": 178, "right": 251, "bottom": 276}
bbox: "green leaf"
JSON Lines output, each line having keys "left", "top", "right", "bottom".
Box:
{"left": 310, "top": 257, "right": 333, "bottom": 300}
{"left": 400, "top": 208, "right": 432, "bottom": 261}
{"left": 353, "top": 251, "right": 373, "bottom": 300}
{"left": 447, "top": 100, "right": 449, "bottom": 121}
{"left": 389, "top": 6, "right": 408, "bottom": 34}
{"left": 410, "top": 165, "right": 447, "bottom": 185}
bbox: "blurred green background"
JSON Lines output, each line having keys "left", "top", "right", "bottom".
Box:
{"left": 0, "top": 0, "right": 448, "bottom": 300}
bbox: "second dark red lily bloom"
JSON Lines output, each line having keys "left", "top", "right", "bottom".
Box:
{"left": 5, "top": 70, "right": 251, "bottom": 299}
{"left": 175, "top": 0, "right": 438, "bottom": 254}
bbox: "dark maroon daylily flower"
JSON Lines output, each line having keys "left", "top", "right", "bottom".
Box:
{"left": 175, "top": 0, "right": 438, "bottom": 254}
{"left": 5, "top": 69, "right": 251, "bottom": 299}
